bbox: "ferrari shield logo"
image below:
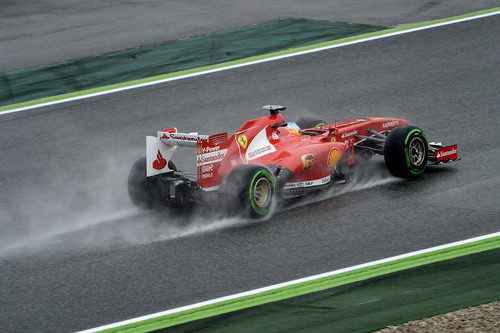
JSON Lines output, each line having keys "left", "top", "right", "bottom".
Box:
{"left": 301, "top": 154, "right": 314, "bottom": 170}
{"left": 237, "top": 135, "right": 248, "bottom": 149}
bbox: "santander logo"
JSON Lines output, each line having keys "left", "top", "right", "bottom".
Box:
{"left": 437, "top": 148, "right": 457, "bottom": 158}
{"left": 152, "top": 150, "right": 167, "bottom": 170}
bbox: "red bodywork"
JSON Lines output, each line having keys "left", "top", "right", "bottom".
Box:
{"left": 435, "top": 144, "right": 458, "bottom": 164}
{"left": 196, "top": 114, "right": 408, "bottom": 190}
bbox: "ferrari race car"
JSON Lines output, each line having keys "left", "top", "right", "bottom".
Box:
{"left": 128, "top": 106, "right": 459, "bottom": 218}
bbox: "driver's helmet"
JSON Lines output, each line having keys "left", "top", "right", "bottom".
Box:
{"left": 285, "top": 122, "right": 301, "bottom": 136}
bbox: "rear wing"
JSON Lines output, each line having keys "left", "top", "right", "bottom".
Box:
{"left": 146, "top": 128, "right": 229, "bottom": 191}
{"left": 158, "top": 128, "right": 208, "bottom": 147}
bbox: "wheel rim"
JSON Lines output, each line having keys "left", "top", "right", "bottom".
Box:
{"left": 408, "top": 137, "right": 425, "bottom": 167}
{"left": 253, "top": 177, "right": 272, "bottom": 208}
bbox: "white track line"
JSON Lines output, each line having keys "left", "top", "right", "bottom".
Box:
{"left": 2, "top": 10, "right": 499, "bottom": 117}
{"left": 78, "top": 231, "right": 500, "bottom": 333}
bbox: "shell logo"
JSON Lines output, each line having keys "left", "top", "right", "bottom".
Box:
{"left": 327, "top": 148, "right": 341, "bottom": 168}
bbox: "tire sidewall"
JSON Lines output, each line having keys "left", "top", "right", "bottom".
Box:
{"left": 404, "top": 129, "right": 428, "bottom": 175}
{"left": 128, "top": 157, "right": 153, "bottom": 208}
{"left": 248, "top": 168, "right": 276, "bottom": 217}
{"left": 226, "top": 165, "right": 277, "bottom": 218}
{"left": 384, "top": 126, "right": 428, "bottom": 178}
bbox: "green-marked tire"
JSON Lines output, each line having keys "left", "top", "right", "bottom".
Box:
{"left": 295, "top": 117, "right": 327, "bottom": 129}
{"left": 225, "top": 165, "right": 276, "bottom": 219}
{"left": 384, "top": 126, "right": 428, "bottom": 178}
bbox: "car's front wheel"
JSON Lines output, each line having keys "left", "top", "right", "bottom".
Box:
{"left": 384, "top": 126, "right": 428, "bottom": 178}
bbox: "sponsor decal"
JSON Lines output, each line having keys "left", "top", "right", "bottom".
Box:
{"left": 147, "top": 136, "right": 177, "bottom": 177}
{"left": 237, "top": 135, "right": 248, "bottom": 149}
{"left": 201, "top": 164, "right": 214, "bottom": 173}
{"left": 197, "top": 135, "right": 227, "bottom": 189}
{"left": 436, "top": 148, "right": 457, "bottom": 158}
{"left": 382, "top": 120, "right": 400, "bottom": 128}
{"left": 246, "top": 127, "right": 277, "bottom": 160}
{"left": 272, "top": 131, "right": 279, "bottom": 140}
{"left": 161, "top": 133, "right": 198, "bottom": 141}
{"left": 197, "top": 149, "right": 228, "bottom": 166}
{"left": 202, "top": 145, "right": 220, "bottom": 154}
{"left": 301, "top": 154, "right": 314, "bottom": 171}
{"left": 247, "top": 146, "right": 273, "bottom": 159}
{"left": 330, "top": 137, "right": 336, "bottom": 142}
{"left": 301, "top": 137, "right": 311, "bottom": 142}
{"left": 283, "top": 175, "right": 331, "bottom": 189}
{"left": 435, "top": 145, "right": 458, "bottom": 163}
{"left": 201, "top": 172, "right": 213, "bottom": 179}
{"left": 341, "top": 130, "right": 357, "bottom": 138}
{"left": 327, "top": 148, "right": 342, "bottom": 168}
{"left": 344, "top": 138, "right": 355, "bottom": 145}
{"left": 152, "top": 150, "right": 167, "bottom": 170}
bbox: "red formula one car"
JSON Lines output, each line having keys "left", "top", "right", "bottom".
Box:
{"left": 128, "top": 106, "right": 458, "bottom": 218}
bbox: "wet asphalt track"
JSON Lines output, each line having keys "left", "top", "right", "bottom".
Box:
{"left": 1, "top": 0, "right": 499, "bottom": 71}
{"left": 0, "top": 15, "right": 499, "bottom": 332}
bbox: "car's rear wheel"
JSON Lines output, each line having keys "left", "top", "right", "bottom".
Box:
{"left": 225, "top": 165, "right": 276, "bottom": 218}
{"left": 128, "top": 157, "right": 177, "bottom": 208}
{"left": 295, "top": 117, "right": 327, "bottom": 129}
{"left": 384, "top": 126, "right": 428, "bottom": 178}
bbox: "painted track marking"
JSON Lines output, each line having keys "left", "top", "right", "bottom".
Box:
{"left": 78, "top": 232, "right": 500, "bottom": 332}
{"left": 1, "top": 9, "right": 499, "bottom": 116}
